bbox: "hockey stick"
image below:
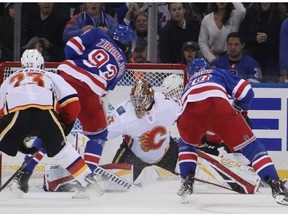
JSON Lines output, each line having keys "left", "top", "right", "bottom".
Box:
{"left": 0, "top": 148, "right": 43, "bottom": 192}
{"left": 154, "top": 166, "right": 246, "bottom": 193}
{"left": 94, "top": 165, "right": 140, "bottom": 190}
{"left": 193, "top": 176, "right": 240, "bottom": 193}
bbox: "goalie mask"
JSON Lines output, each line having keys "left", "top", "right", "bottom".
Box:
{"left": 162, "top": 74, "right": 184, "bottom": 100}
{"left": 130, "top": 80, "right": 154, "bottom": 118}
{"left": 21, "top": 49, "right": 44, "bottom": 69}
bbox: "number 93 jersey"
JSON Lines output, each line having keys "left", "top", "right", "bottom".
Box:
{"left": 58, "top": 28, "right": 127, "bottom": 97}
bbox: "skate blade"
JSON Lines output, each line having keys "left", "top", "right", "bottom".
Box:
{"left": 180, "top": 194, "right": 189, "bottom": 204}
{"left": 276, "top": 195, "right": 288, "bottom": 206}
{"left": 10, "top": 185, "right": 25, "bottom": 198}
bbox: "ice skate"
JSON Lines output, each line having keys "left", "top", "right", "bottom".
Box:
{"left": 177, "top": 173, "right": 194, "bottom": 204}
{"left": 266, "top": 177, "right": 288, "bottom": 205}
{"left": 10, "top": 168, "right": 32, "bottom": 195}
{"left": 73, "top": 173, "right": 103, "bottom": 199}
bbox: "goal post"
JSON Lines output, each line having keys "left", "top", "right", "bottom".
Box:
{"left": 0, "top": 61, "right": 187, "bottom": 188}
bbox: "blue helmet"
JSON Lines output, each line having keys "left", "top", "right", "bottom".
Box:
{"left": 187, "top": 58, "right": 211, "bottom": 77}
{"left": 112, "top": 25, "right": 136, "bottom": 48}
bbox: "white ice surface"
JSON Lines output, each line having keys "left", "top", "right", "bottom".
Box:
{"left": 0, "top": 180, "right": 287, "bottom": 215}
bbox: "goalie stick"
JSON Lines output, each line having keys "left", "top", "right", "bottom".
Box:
{"left": 93, "top": 165, "right": 140, "bottom": 190}
{"left": 75, "top": 133, "right": 140, "bottom": 191}
{"left": 0, "top": 148, "right": 43, "bottom": 192}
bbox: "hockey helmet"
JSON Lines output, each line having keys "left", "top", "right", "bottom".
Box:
{"left": 21, "top": 49, "right": 44, "bottom": 69}
{"left": 187, "top": 58, "right": 210, "bottom": 77}
{"left": 161, "top": 74, "right": 184, "bottom": 100}
{"left": 112, "top": 24, "right": 136, "bottom": 51}
{"left": 130, "top": 80, "right": 154, "bottom": 118}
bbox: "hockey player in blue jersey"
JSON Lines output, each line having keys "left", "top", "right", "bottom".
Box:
{"left": 177, "top": 58, "right": 288, "bottom": 205}
{"left": 12, "top": 25, "right": 136, "bottom": 193}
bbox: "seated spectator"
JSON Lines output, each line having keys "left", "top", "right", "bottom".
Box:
{"left": 181, "top": 41, "right": 199, "bottom": 66}
{"left": 198, "top": 3, "right": 246, "bottom": 63}
{"left": 279, "top": 17, "right": 288, "bottom": 84}
{"left": 211, "top": 32, "right": 262, "bottom": 83}
{"left": 130, "top": 38, "right": 147, "bottom": 63}
{"left": 22, "top": 3, "right": 69, "bottom": 62}
{"left": 63, "top": 2, "right": 118, "bottom": 42}
{"left": 239, "top": 3, "right": 286, "bottom": 83}
{"left": 0, "top": 3, "right": 16, "bottom": 57}
{"left": 22, "top": 37, "right": 51, "bottom": 62}
{"left": 159, "top": 3, "right": 200, "bottom": 63}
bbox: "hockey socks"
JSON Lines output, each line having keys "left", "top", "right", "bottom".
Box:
{"left": 53, "top": 144, "right": 91, "bottom": 187}
{"left": 178, "top": 138, "right": 198, "bottom": 178}
{"left": 23, "top": 138, "right": 46, "bottom": 173}
{"left": 241, "top": 140, "right": 279, "bottom": 181}
{"left": 84, "top": 140, "right": 103, "bottom": 172}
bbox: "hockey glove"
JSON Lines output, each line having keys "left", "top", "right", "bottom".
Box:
{"left": 200, "top": 135, "right": 225, "bottom": 156}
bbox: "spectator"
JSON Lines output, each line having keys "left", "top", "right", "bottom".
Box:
{"left": 159, "top": 3, "right": 200, "bottom": 63}
{"left": 63, "top": 3, "right": 118, "bottom": 42}
{"left": 22, "top": 3, "right": 69, "bottom": 62}
{"left": 0, "top": 3, "right": 16, "bottom": 57}
{"left": 134, "top": 11, "right": 148, "bottom": 41}
{"left": 104, "top": 3, "right": 125, "bottom": 18}
{"left": 279, "top": 17, "right": 288, "bottom": 83}
{"left": 184, "top": 3, "right": 208, "bottom": 26}
{"left": 239, "top": 3, "right": 286, "bottom": 83}
{"left": 198, "top": 3, "right": 246, "bottom": 63}
{"left": 0, "top": 40, "right": 12, "bottom": 63}
{"left": 116, "top": 3, "right": 170, "bottom": 31}
{"left": 211, "top": 32, "right": 262, "bottom": 83}
{"left": 181, "top": 41, "right": 199, "bottom": 66}
{"left": 130, "top": 38, "right": 147, "bottom": 63}
{"left": 116, "top": 3, "right": 148, "bottom": 30}
{"left": 22, "top": 37, "right": 51, "bottom": 62}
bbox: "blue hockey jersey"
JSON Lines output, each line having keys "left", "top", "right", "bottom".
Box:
{"left": 181, "top": 67, "right": 254, "bottom": 113}
{"left": 211, "top": 54, "right": 262, "bottom": 83}
{"left": 58, "top": 28, "right": 127, "bottom": 96}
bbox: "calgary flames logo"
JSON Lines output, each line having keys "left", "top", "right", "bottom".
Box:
{"left": 139, "top": 126, "right": 167, "bottom": 152}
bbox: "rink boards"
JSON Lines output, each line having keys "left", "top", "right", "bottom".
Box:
{"left": 250, "top": 83, "right": 288, "bottom": 178}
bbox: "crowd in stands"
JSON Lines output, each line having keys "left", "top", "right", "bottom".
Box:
{"left": 0, "top": 2, "right": 288, "bottom": 83}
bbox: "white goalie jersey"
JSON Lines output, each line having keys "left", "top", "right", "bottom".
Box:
{"left": 107, "top": 92, "right": 181, "bottom": 164}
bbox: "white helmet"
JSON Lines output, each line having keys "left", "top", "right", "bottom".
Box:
{"left": 21, "top": 49, "right": 44, "bottom": 69}
{"left": 161, "top": 74, "right": 184, "bottom": 100}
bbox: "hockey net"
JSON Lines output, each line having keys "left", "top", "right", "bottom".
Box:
{"left": 0, "top": 61, "right": 186, "bottom": 188}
